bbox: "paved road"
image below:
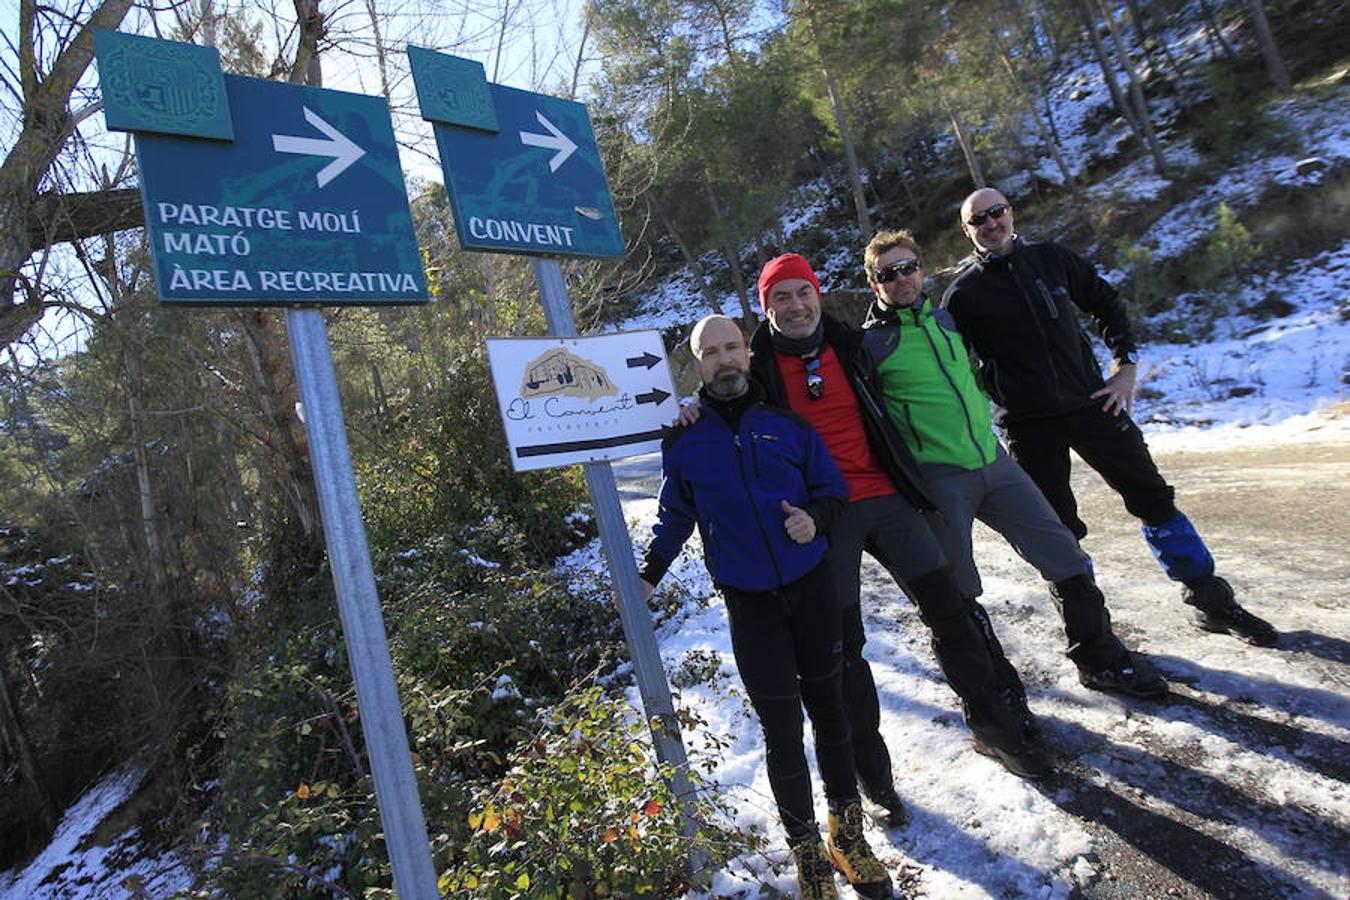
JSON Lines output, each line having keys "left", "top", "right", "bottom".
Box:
{"left": 947, "top": 440, "right": 1350, "bottom": 899}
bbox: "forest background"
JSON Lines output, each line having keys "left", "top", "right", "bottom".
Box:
{"left": 1, "top": 0, "right": 1345, "bottom": 896}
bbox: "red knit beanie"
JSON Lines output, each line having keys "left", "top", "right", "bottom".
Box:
{"left": 757, "top": 253, "right": 821, "bottom": 311}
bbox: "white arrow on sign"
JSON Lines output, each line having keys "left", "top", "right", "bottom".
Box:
{"left": 519, "top": 111, "right": 578, "bottom": 173}
{"left": 272, "top": 107, "right": 367, "bottom": 188}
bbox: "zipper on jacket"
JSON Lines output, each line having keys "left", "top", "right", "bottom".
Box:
{"left": 750, "top": 431, "right": 781, "bottom": 481}
{"left": 734, "top": 428, "right": 785, "bottom": 585}
{"left": 1034, "top": 279, "right": 1060, "bottom": 319}
{"left": 919, "top": 314, "right": 993, "bottom": 466}
{"left": 1009, "top": 265, "right": 1061, "bottom": 398}
{"left": 902, "top": 403, "right": 924, "bottom": 451}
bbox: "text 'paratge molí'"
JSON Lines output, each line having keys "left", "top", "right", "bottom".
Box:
{"left": 156, "top": 203, "right": 362, "bottom": 232}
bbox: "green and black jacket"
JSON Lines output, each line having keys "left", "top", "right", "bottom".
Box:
{"left": 860, "top": 295, "right": 998, "bottom": 472}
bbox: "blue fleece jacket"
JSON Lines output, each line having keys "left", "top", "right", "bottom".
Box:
{"left": 643, "top": 397, "right": 848, "bottom": 592}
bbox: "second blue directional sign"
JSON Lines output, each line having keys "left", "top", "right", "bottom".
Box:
{"left": 410, "top": 48, "right": 625, "bottom": 260}
{"left": 98, "top": 31, "right": 427, "bottom": 306}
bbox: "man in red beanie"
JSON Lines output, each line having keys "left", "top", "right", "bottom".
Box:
{"left": 749, "top": 254, "right": 1050, "bottom": 791}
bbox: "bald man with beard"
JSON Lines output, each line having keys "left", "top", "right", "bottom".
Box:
{"left": 640, "top": 315, "right": 892, "bottom": 899}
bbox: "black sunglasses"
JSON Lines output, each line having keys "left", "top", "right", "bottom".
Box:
{"left": 805, "top": 356, "right": 825, "bottom": 400}
{"left": 965, "top": 203, "right": 1010, "bottom": 227}
{"left": 875, "top": 258, "right": 921, "bottom": 284}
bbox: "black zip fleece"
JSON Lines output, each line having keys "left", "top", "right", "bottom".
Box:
{"left": 940, "top": 238, "right": 1139, "bottom": 423}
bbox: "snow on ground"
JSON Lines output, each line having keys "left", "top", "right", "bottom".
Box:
{"left": 1135, "top": 93, "right": 1350, "bottom": 260}
{"left": 1126, "top": 238, "right": 1350, "bottom": 442}
{"left": 0, "top": 765, "right": 193, "bottom": 899}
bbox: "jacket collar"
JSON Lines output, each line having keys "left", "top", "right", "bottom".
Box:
{"left": 973, "top": 234, "right": 1024, "bottom": 269}
{"left": 862, "top": 294, "right": 931, "bottom": 329}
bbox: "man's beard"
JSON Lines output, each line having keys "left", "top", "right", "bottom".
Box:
{"left": 706, "top": 368, "right": 749, "bottom": 399}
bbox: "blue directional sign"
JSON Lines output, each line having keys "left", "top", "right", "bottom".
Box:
{"left": 98, "top": 33, "right": 427, "bottom": 306}
{"left": 411, "top": 51, "right": 625, "bottom": 260}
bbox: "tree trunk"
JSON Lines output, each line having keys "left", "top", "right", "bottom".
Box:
{"left": 944, "top": 98, "right": 986, "bottom": 189}
{"left": 239, "top": 311, "right": 319, "bottom": 537}
{"left": 709, "top": 0, "right": 742, "bottom": 71}
{"left": 569, "top": 4, "right": 592, "bottom": 99}
{"left": 1034, "top": 1, "right": 1061, "bottom": 66}
{"left": 1075, "top": 0, "right": 1139, "bottom": 133}
{"left": 822, "top": 65, "right": 873, "bottom": 241}
{"left": 653, "top": 201, "right": 722, "bottom": 314}
{"left": 123, "top": 346, "right": 170, "bottom": 597}
{"left": 199, "top": 0, "right": 217, "bottom": 46}
{"left": 1096, "top": 0, "right": 1169, "bottom": 176}
{"left": 0, "top": 657, "right": 57, "bottom": 836}
{"left": 1245, "top": 0, "right": 1292, "bottom": 92}
{"left": 700, "top": 173, "right": 754, "bottom": 323}
{"left": 1123, "top": 0, "right": 1149, "bottom": 44}
{"left": 995, "top": 38, "right": 1075, "bottom": 188}
{"left": 0, "top": 0, "right": 135, "bottom": 353}
{"left": 1197, "top": 0, "right": 1237, "bottom": 59}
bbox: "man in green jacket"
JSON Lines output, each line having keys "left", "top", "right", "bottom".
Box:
{"left": 859, "top": 229, "right": 1167, "bottom": 698}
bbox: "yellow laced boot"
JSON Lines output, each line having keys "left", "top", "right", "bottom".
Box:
{"left": 826, "top": 800, "right": 894, "bottom": 899}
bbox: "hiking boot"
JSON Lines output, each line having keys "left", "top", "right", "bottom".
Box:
{"left": 1078, "top": 653, "right": 1169, "bottom": 699}
{"left": 826, "top": 801, "right": 894, "bottom": 899}
{"left": 790, "top": 836, "right": 840, "bottom": 900}
{"left": 1004, "top": 686, "right": 1040, "bottom": 741}
{"left": 860, "top": 787, "right": 910, "bottom": 829}
{"left": 1183, "top": 576, "right": 1278, "bottom": 647}
{"left": 971, "top": 734, "right": 1053, "bottom": 779}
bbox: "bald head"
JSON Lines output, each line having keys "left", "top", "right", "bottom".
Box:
{"left": 690, "top": 314, "right": 739, "bottom": 357}
{"left": 690, "top": 315, "right": 750, "bottom": 399}
{"left": 960, "top": 188, "right": 1016, "bottom": 256}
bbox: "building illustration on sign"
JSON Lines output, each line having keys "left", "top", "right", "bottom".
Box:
{"left": 520, "top": 349, "right": 616, "bottom": 401}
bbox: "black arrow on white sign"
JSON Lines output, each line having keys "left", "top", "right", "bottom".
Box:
{"left": 636, "top": 388, "right": 671, "bottom": 406}
{"left": 626, "top": 352, "right": 661, "bottom": 369}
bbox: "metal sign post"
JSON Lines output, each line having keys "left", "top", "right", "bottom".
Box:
{"left": 410, "top": 47, "right": 704, "bottom": 875}
{"left": 287, "top": 309, "right": 439, "bottom": 899}
{"left": 530, "top": 260, "right": 703, "bottom": 866}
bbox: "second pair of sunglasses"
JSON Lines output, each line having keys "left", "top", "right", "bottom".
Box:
{"left": 874, "top": 258, "right": 921, "bottom": 283}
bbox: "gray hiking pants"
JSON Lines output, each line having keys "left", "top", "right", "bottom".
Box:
{"left": 921, "top": 448, "right": 1091, "bottom": 599}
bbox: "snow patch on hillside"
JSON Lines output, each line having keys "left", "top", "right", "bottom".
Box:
{"left": 0, "top": 766, "right": 192, "bottom": 899}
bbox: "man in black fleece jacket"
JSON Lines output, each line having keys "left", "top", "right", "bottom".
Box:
{"left": 941, "top": 188, "right": 1277, "bottom": 647}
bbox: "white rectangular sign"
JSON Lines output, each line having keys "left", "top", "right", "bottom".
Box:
{"left": 486, "top": 330, "right": 677, "bottom": 472}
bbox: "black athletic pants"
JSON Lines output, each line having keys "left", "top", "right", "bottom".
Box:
{"left": 828, "top": 495, "right": 1026, "bottom": 776}
{"left": 1005, "top": 404, "right": 1180, "bottom": 539}
{"left": 724, "top": 561, "right": 857, "bottom": 844}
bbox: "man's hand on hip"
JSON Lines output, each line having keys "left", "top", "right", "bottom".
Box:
{"left": 1092, "top": 362, "right": 1137, "bottom": 416}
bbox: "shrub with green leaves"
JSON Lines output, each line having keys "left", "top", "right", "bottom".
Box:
{"left": 1201, "top": 202, "right": 1261, "bottom": 288}
{"left": 1190, "top": 62, "right": 1297, "bottom": 163}
{"left": 439, "top": 685, "right": 755, "bottom": 899}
